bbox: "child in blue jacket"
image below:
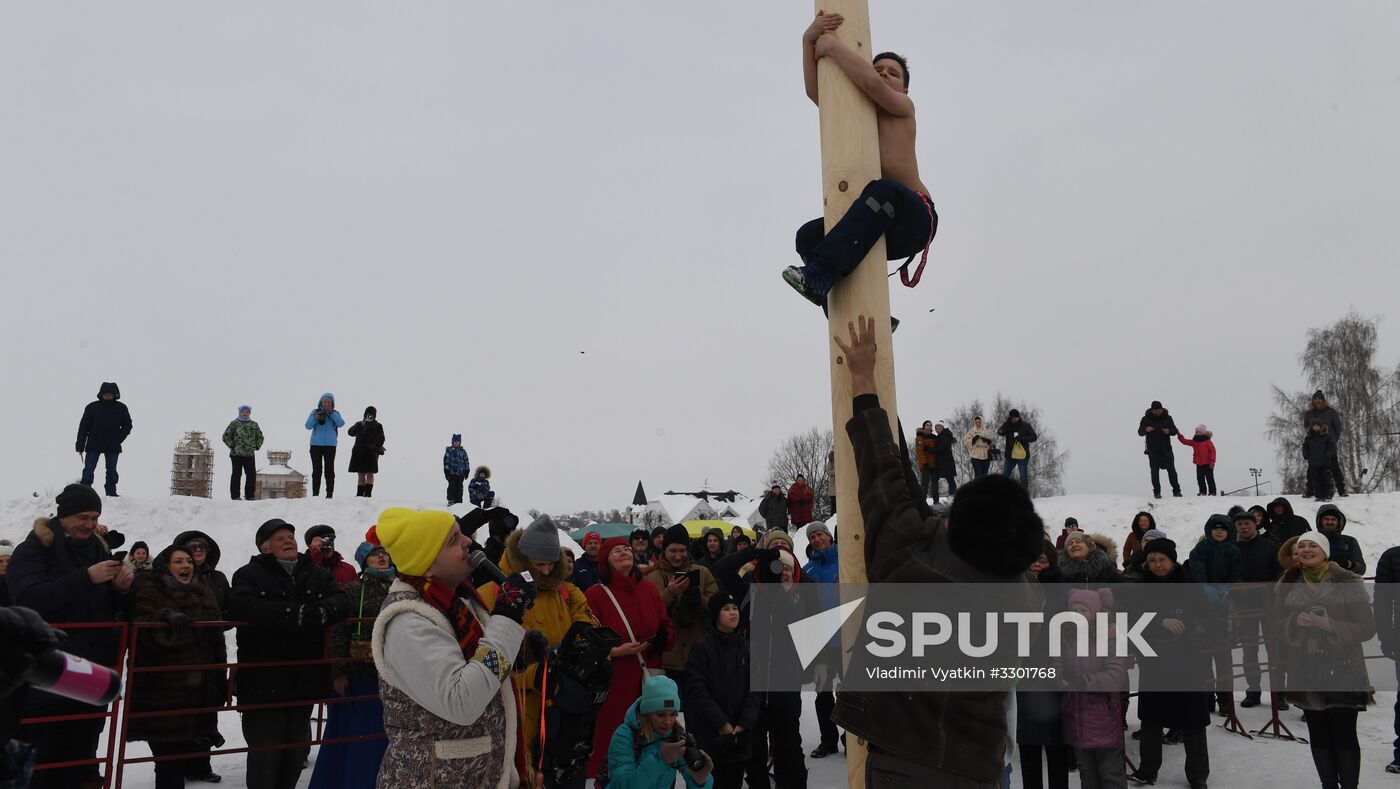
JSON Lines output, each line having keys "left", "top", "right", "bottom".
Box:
{"left": 604, "top": 675, "right": 714, "bottom": 789}
{"left": 442, "top": 435, "right": 469, "bottom": 505}
{"left": 468, "top": 465, "right": 495, "bottom": 507}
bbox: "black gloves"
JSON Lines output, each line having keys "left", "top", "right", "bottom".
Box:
{"left": 514, "top": 629, "right": 549, "bottom": 672}
{"left": 162, "top": 610, "right": 194, "bottom": 640}
{"left": 649, "top": 627, "right": 670, "bottom": 656}
{"left": 754, "top": 548, "right": 781, "bottom": 566}
{"left": 491, "top": 572, "right": 538, "bottom": 624}
{"left": 0, "top": 607, "right": 64, "bottom": 699}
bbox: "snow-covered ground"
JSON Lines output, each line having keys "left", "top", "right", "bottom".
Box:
{"left": 4, "top": 492, "right": 1397, "bottom": 788}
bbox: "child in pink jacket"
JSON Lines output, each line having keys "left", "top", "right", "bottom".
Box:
{"left": 1177, "top": 424, "right": 1217, "bottom": 496}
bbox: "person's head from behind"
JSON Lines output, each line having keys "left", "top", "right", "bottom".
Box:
{"left": 947, "top": 475, "right": 1044, "bottom": 577}
{"left": 873, "top": 51, "right": 910, "bottom": 92}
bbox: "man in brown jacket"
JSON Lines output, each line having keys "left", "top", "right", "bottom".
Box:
{"left": 832, "top": 316, "right": 1046, "bottom": 789}
{"left": 645, "top": 523, "right": 719, "bottom": 705}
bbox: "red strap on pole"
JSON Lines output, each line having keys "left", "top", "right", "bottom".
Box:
{"left": 897, "top": 193, "right": 936, "bottom": 288}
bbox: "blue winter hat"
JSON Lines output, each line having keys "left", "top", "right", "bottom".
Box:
{"left": 354, "top": 540, "right": 390, "bottom": 570}
{"left": 637, "top": 675, "right": 682, "bottom": 715}
{"left": 238, "top": 405, "right": 251, "bottom": 413}
{"left": 451, "top": 434, "right": 462, "bottom": 443}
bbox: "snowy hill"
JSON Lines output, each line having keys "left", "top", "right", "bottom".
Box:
{"left": 5, "top": 491, "right": 1399, "bottom": 788}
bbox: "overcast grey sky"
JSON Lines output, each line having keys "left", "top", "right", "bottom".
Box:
{"left": 3, "top": 2, "right": 1398, "bottom": 514}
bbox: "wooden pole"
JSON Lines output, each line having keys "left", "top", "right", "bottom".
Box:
{"left": 814, "top": 2, "right": 895, "bottom": 786}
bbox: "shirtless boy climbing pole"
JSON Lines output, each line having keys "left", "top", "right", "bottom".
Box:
{"left": 784, "top": 11, "right": 938, "bottom": 314}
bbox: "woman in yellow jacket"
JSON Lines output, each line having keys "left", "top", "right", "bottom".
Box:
{"left": 481, "top": 516, "right": 597, "bottom": 785}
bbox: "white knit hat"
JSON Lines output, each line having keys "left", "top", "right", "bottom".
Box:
{"left": 1295, "top": 532, "right": 1331, "bottom": 559}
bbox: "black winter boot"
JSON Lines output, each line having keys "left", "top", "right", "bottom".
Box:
{"left": 365, "top": 484, "right": 373, "bottom": 497}
{"left": 355, "top": 484, "right": 365, "bottom": 497}
{"left": 1240, "top": 691, "right": 1262, "bottom": 708}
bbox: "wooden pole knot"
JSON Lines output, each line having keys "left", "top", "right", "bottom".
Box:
{"left": 838, "top": 180, "right": 849, "bottom": 192}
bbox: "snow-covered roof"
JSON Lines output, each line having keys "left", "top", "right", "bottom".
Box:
{"left": 258, "top": 465, "right": 303, "bottom": 477}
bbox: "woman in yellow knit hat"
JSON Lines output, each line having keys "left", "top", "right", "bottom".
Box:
{"left": 368, "top": 507, "right": 539, "bottom": 789}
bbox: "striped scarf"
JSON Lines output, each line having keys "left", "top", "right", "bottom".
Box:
{"left": 399, "top": 573, "right": 486, "bottom": 655}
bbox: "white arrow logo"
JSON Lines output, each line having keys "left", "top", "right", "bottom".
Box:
{"left": 787, "top": 596, "right": 867, "bottom": 670}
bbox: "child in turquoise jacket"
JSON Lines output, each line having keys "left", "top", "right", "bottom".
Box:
{"left": 603, "top": 675, "right": 714, "bottom": 789}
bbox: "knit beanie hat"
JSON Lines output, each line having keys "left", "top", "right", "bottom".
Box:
{"left": 0, "top": 543, "right": 12, "bottom": 560}
{"left": 651, "top": 526, "right": 667, "bottom": 540}
{"left": 1142, "top": 538, "right": 1178, "bottom": 564}
{"left": 518, "top": 515, "right": 562, "bottom": 562}
{"left": 1064, "top": 517, "right": 1078, "bottom": 528}
{"left": 582, "top": 531, "right": 603, "bottom": 549}
{"left": 305, "top": 524, "right": 336, "bottom": 547}
{"left": 598, "top": 537, "right": 633, "bottom": 583}
{"left": 637, "top": 675, "right": 682, "bottom": 715}
{"left": 371, "top": 508, "right": 457, "bottom": 577}
{"left": 805, "top": 520, "right": 833, "bottom": 543}
{"left": 662, "top": 523, "right": 691, "bottom": 550}
{"left": 759, "top": 530, "right": 795, "bottom": 553}
{"left": 451, "top": 434, "right": 462, "bottom": 443}
{"left": 1008, "top": 409, "right": 1021, "bottom": 419}
{"left": 56, "top": 484, "right": 102, "bottom": 519}
{"left": 1195, "top": 424, "right": 1208, "bottom": 434}
{"left": 1313, "top": 389, "right": 1326, "bottom": 400}
{"left": 1151, "top": 400, "right": 1163, "bottom": 410}
{"left": 354, "top": 540, "right": 385, "bottom": 569}
{"left": 629, "top": 528, "right": 649, "bottom": 542}
{"left": 1295, "top": 532, "right": 1331, "bottom": 559}
{"left": 1142, "top": 529, "right": 1167, "bottom": 541}
{"left": 254, "top": 518, "right": 295, "bottom": 548}
{"left": 708, "top": 591, "right": 739, "bottom": 628}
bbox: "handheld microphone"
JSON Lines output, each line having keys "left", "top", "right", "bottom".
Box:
{"left": 469, "top": 550, "right": 508, "bottom": 585}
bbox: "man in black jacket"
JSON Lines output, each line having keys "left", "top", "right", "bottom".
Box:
{"left": 1230, "top": 510, "right": 1281, "bottom": 708}
{"left": 1262, "top": 497, "right": 1311, "bottom": 544}
{"left": 931, "top": 421, "right": 958, "bottom": 502}
{"left": 227, "top": 519, "right": 349, "bottom": 789}
{"left": 833, "top": 316, "right": 1045, "bottom": 789}
{"left": 1316, "top": 504, "right": 1365, "bottom": 575}
{"left": 1373, "top": 543, "right": 1400, "bottom": 773}
{"left": 997, "top": 410, "right": 1037, "bottom": 488}
{"left": 7, "top": 484, "right": 134, "bottom": 788}
{"left": 76, "top": 382, "right": 132, "bottom": 496}
{"left": 1138, "top": 401, "right": 1181, "bottom": 498}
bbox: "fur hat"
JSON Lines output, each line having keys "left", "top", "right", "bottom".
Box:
{"left": 947, "top": 475, "right": 1044, "bottom": 578}
{"left": 1143, "top": 538, "right": 1178, "bottom": 564}
{"left": 56, "top": 483, "right": 102, "bottom": 519}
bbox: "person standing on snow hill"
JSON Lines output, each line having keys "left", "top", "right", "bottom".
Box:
{"left": 443, "top": 434, "right": 469, "bottom": 505}
{"left": 999, "top": 409, "right": 1037, "bottom": 488}
{"left": 76, "top": 381, "right": 132, "bottom": 496}
{"left": 931, "top": 420, "right": 958, "bottom": 502}
{"left": 1138, "top": 400, "right": 1181, "bottom": 499}
{"left": 603, "top": 675, "right": 715, "bottom": 789}
{"left": 758, "top": 483, "right": 788, "bottom": 533}
{"left": 222, "top": 404, "right": 264, "bottom": 500}
{"left": 915, "top": 420, "right": 938, "bottom": 499}
{"left": 305, "top": 393, "right": 344, "bottom": 498}
{"left": 1302, "top": 389, "right": 1348, "bottom": 497}
{"left": 367, "top": 507, "right": 538, "bottom": 789}
{"left": 225, "top": 518, "right": 351, "bottom": 789}
{"left": 468, "top": 466, "right": 495, "bottom": 508}
{"left": 305, "top": 524, "right": 358, "bottom": 588}
{"left": 787, "top": 474, "right": 814, "bottom": 527}
{"left": 347, "top": 406, "right": 385, "bottom": 498}
{"left": 1177, "top": 423, "right": 1218, "bottom": 496}
{"left": 963, "top": 415, "right": 997, "bottom": 479}
{"left": 1304, "top": 420, "right": 1340, "bottom": 502}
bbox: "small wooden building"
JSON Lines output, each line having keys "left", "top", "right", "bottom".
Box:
{"left": 255, "top": 451, "right": 306, "bottom": 500}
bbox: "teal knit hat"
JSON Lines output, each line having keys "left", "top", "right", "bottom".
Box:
{"left": 637, "top": 675, "right": 682, "bottom": 715}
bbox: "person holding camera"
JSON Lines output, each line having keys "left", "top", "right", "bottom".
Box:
{"left": 367, "top": 507, "right": 537, "bottom": 789}
{"left": 7, "top": 484, "right": 134, "bottom": 789}
{"left": 305, "top": 525, "right": 357, "bottom": 588}
{"left": 127, "top": 544, "right": 228, "bottom": 789}
{"left": 227, "top": 519, "right": 351, "bottom": 789}
{"left": 1275, "top": 532, "right": 1374, "bottom": 789}
{"left": 685, "top": 593, "right": 761, "bottom": 789}
{"left": 479, "top": 515, "right": 597, "bottom": 785}
{"left": 586, "top": 537, "right": 675, "bottom": 780}
{"left": 603, "top": 675, "right": 714, "bottom": 789}
{"left": 346, "top": 406, "right": 385, "bottom": 498}
{"left": 304, "top": 393, "right": 345, "bottom": 498}
{"left": 962, "top": 416, "right": 997, "bottom": 479}
{"left": 645, "top": 525, "right": 719, "bottom": 708}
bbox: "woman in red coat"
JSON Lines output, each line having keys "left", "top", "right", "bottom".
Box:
{"left": 584, "top": 537, "right": 674, "bottom": 778}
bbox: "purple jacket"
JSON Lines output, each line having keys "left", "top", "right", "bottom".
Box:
{"left": 1059, "top": 588, "right": 1128, "bottom": 750}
